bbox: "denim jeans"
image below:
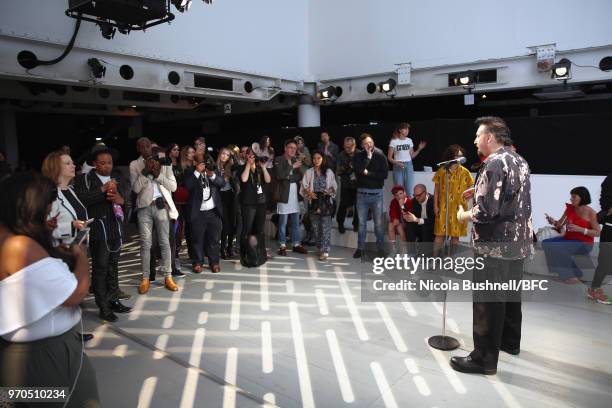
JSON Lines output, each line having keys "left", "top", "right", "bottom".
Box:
{"left": 392, "top": 161, "right": 414, "bottom": 197}
{"left": 542, "top": 236, "right": 593, "bottom": 280}
{"left": 356, "top": 189, "right": 384, "bottom": 250}
{"left": 278, "top": 212, "right": 301, "bottom": 247}
{"left": 138, "top": 205, "right": 172, "bottom": 279}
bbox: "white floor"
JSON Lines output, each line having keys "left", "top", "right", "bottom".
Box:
{"left": 82, "top": 235, "right": 612, "bottom": 408}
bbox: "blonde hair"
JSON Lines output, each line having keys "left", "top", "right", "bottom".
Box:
{"left": 41, "top": 150, "right": 67, "bottom": 184}
{"left": 179, "top": 146, "right": 195, "bottom": 170}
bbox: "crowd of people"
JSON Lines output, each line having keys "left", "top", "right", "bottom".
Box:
{"left": 1, "top": 117, "right": 612, "bottom": 403}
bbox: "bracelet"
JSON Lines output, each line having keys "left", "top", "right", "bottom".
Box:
{"left": 583, "top": 228, "right": 588, "bottom": 235}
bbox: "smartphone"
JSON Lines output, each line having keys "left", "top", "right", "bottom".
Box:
{"left": 84, "top": 218, "right": 95, "bottom": 226}
{"left": 74, "top": 228, "right": 90, "bottom": 246}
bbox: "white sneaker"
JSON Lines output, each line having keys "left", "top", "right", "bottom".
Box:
{"left": 319, "top": 252, "right": 329, "bottom": 261}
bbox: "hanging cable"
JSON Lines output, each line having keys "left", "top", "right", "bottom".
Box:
{"left": 17, "top": 12, "right": 82, "bottom": 69}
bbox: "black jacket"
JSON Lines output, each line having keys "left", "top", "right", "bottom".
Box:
{"left": 184, "top": 169, "right": 226, "bottom": 220}
{"left": 409, "top": 193, "right": 435, "bottom": 241}
{"left": 352, "top": 148, "right": 389, "bottom": 190}
{"left": 273, "top": 156, "right": 304, "bottom": 204}
{"left": 73, "top": 170, "right": 124, "bottom": 243}
{"left": 600, "top": 174, "right": 612, "bottom": 225}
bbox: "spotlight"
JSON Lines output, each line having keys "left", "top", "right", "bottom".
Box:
{"left": 367, "top": 78, "right": 397, "bottom": 94}
{"left": 202, "top": 0, "right": 214, "bottom": 4}
{"left": 317, "top": 86, "right": 336, "bottom": 100}
{"left": 456, "top": 71, "right": 475, "bottom": 87}
{"left": 378, "top": 78, "right": 396, "bottom": 93}
{"left": 244, "top": 81, "right": 254, "bottom": 93}
{"left": 119, "top": 65, "right": 134, "bottom": 80}
{"left": 87, "top": 58, "right": 106, "bottom": 78}
{"left": 97, "top": 20, "right": 115, "bottom": 40}
{"left": 172, "top": 0, "right": 192, "bottom": 13}
{"left": 551, "top": 58, "right": 571, "bottom": 81}
{"left": 168, "top": 71, "right": 181, "bottom": 85}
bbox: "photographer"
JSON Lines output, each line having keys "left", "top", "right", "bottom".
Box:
{"left": 239, "top": 148, "right": 271, "bottom": 265}
{"left": 217, "top": 148, "right": 238, "bottom": 259}
{"left": 131, "top": 144, "right": 178, "bottom": 295}
{"left": 184, "top": 160, "right": 226, "bottom": 273}
{"left": 336, "top": 137, "right": 360, "bottom": 233}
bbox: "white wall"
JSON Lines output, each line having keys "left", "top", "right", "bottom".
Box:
{"left": 309, "top": 0, "right": 612, "bottom": 80}
{"left": 0, "top": 0, "right": 308, "bottom": 79}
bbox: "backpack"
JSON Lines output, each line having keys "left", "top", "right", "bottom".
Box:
{"left": 240, "top": 233, "right": 267, "bottom": 268}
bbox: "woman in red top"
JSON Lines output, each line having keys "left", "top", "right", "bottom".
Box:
{"left": 542, "top": 187, "right": 600, "bottom": 284}
{"left": 388, "top": 185, "right": 412, "bottom": 250}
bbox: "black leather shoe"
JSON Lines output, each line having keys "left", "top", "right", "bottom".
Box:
{"left": 353, "top": 249, "right": 362, "bottom": 258}
{"left": 220, "top": 248, "right": 229, "bottom": 260}
{"left": 500, "top": 346, "right": 520, "bottom": 356}
{"left": 226, "top": 247, "right": 234, "bottom": 258}
{"left": 172, "top": 270, "right": 186, "bottom": 278}
{"left": 80, "top": 333, "right": 94, "bottom": 342}
{"left": 110, "top": 300, "right": 132, "bottom": 314}
{"left": 99, "top": 310, "right": 118, "bottom": 322}
{"left": 377, "top": 249, "right": 386, "bottom": 258}
{"left": 450, "top": 356, "right": 496, "bottom": 375}
{"left": 338, "top": 224, "right": 346, "bottom": 234}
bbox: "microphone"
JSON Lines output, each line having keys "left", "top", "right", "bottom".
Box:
{"left": 436, "top": 156, "right": 466, "bottom": 167}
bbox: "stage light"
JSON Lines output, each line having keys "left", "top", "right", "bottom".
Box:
{"left": 379, "top": 78, "right": 396, "bottom": 93}
{"left": 551, "top": 58, "right": 571, "bottom": 81}
{"left": 318, "top": 86, "right": 336, "bottom": 100}
{"left": 367, "top": 79, "right": 397, "bottom": 94}
{"left": 457, "top": 71, "right": 475, "bottom": 87}
{"left": 244, "top": 81, "right": 254, "bottom": 93}
{"left": 172, "top": 0, "right": 192, "bottom": 12}
{"left": 87, "top": 58, "right": 106, "bottom": 78}
{"left": 97, "top": 20, "right": 116, "bottom": 40}
{"left": 599, "top": 56, "right": 612, "bottom": 71}
{"left": 202, "top": 0, "right": 214, "bottom": 4}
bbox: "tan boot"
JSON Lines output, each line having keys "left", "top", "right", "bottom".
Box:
{"left": 165, "top": 276, "right": 179, "bottom": 292}
{"left": 138, "top": 279, "right": 150, "bottom": 295}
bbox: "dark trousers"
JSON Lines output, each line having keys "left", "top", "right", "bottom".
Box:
{"left": 336, "top": 187, "right": 358, "bottom": 227}
{"left": 593, "top": 225, "right": 612, "bottom": 288}
{"left": 241, "top": 204, "right": 266, "bottom": 238}
{"left": 220, "top": 190, "right": 237, "bottom": 250}
{"left": 471, "top": 257, "right": 523, "bottom": 369}
{"left": 90, "top": 239, "right": 121, "bottom": 312}
{"left": 192, "top": 210, "right": 222, "bottom": 266}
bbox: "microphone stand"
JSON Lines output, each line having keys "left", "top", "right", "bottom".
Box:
{"left": 428, "top": 161, "right": 460, "bottom": 351}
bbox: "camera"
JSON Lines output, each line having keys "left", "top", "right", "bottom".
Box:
{"left": 256, "top": 156, "right": 268, "bottom": 163}
{"left": 151, "top": 153, "right": 172, "bottom": 166}
{"left": 204, "top": 162, "right": 216, "bottom": 172}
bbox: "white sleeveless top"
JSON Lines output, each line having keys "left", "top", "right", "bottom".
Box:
{"left": 0, "top": 257, "right": 80, "bottom": 342}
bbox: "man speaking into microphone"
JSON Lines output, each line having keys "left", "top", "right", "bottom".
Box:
{"left": 451, "top": 116, "right": 533, "bottom": 375}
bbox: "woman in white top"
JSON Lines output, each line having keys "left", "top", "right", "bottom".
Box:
{"left": 42, "top": 151, "right": 90, "bottom": 246}
{"left": 387, "top": 122, "right": 427, "bottom": 197}
{"left": 0, "top": 172, "right": 99, "bottom": 407}
{"left": 252, "top": 135, "right": 275, "bottom": 169}
{"left": 301, "top": 151, "right": 337, "bottom": 260}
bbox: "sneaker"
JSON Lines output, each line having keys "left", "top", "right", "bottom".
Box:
{"left": 278, "top": 246, "right": 287, "bottom": 256}
{"left": 172, "top": 270, "right": 186, "bottom": 278}
{"left": 319, "top": 252, "right": 329, "bottom": 261}
{"left": 587, "top": 288, "right": 612, "bottom": 305}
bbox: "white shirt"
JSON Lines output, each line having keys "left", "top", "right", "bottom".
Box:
{"left": 416, "top": 195, "right": 429, "bottom": 225}
{"left": 389, "top": 137, "right": 414, "bottom": 162}
{"left": 277, "top": 183, "right": 299, "bottom": 215}
{"left": 0, "top": 258, "right": 80, "bottom": 342}
{"left": 151, "top": 177, "right": 162, "bottom": 200}
{"left": 194, "top": 170, "right": 216, "bottom": 211}
{"left": 97, "top": 174, "right": 111, "bottom": 185}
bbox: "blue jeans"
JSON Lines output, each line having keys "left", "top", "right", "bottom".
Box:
{"left": 392, "top": 161, "right": 414, "bottom": 197}
{"left": 356, "top": 189, "right": 384, "bottom": 250}
{"left": 278, "top": 212, "right": 301, "bottom": 247}
{"left": 542, "top": 236, "right": 593, "bottom": 280}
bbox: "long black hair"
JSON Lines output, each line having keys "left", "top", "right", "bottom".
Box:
{"left": 0, "top": 171, "right": 75, "bottom": 267}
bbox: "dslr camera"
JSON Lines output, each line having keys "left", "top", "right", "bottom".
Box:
{"left": 256, "top": 156, "right": 268, "bottom": 164}
{"left": 151, "top": 153, "right": 172, "bottom": 166}
{"left": 204, "top": 162, "right": 216, "bottom": 172}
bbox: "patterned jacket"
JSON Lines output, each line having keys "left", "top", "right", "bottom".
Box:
{"left": 472, "top": 146, "right": 533, "bottom": 259}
